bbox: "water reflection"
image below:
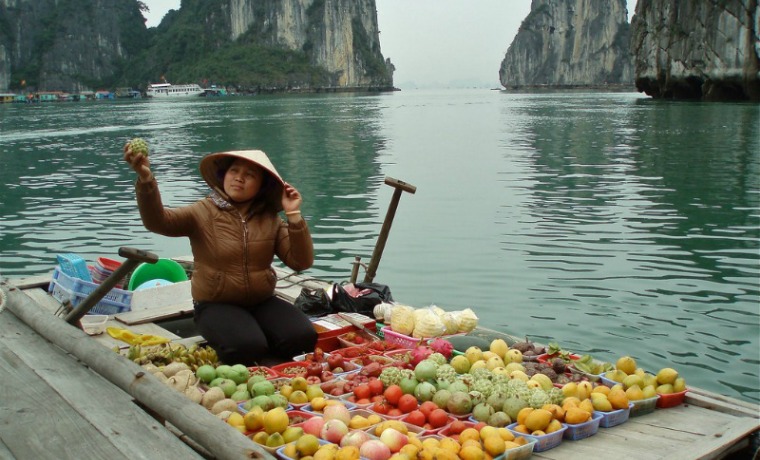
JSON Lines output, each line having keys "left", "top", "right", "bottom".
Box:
{"left": 501, "top": 93, "right": 759, "bottom": 402}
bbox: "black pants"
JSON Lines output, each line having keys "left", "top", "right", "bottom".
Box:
{"left": 193, "top": 296, "right": 317, "bottom": 367}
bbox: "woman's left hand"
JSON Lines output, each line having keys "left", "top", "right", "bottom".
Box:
{"left": 282, "top": 182, "right": 303, "bottom": 214}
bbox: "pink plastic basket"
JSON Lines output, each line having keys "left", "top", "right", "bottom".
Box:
{"left": 380, "top": 327, "right": 427, "bottom": 349}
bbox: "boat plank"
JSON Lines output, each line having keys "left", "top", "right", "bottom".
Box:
{"left": 686, "top": 390, "right": 760, "bottom": 418}
{"left": 115, "top": 302, "right": 195, "bottom": 325}
{"left": 20, "top": 285, "right": 60, "bottom": 313}
{"left": 531, "top": 408, "right": 754, "bottom": 459}
{"left": 0, "top": 309, "right": 202, "bottom": 459}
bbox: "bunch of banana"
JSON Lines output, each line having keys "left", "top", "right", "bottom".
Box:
{"left": 119, "top": 342, "right": 219, "bottom": 370}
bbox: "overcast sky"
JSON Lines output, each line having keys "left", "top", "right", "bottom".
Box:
{"left": 142, "top": 0, "right": 636, "bottom": 89}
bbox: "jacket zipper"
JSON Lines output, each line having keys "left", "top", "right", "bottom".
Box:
{"left": 239, "top": 211, "right": 250, "bottom": 296}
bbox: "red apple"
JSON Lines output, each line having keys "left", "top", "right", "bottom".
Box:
{"left": 360, "top": 439, "right": 392, "bottom": 460}
{"left": 320, "top": 419, "right": 349, "bottom": 443}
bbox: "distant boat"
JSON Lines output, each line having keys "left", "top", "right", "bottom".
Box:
{"left": 201, "top": 85, "right": 228, "bottom": 97}
{"left": 145, "top": 83, "right": 204, "bottom": 98}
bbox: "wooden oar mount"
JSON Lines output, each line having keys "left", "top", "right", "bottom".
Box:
{"left": 64, "top": 247, "right": 158, "bottom": 325}
{"left": 363, "top": 177, "right": 417, "bottom": 283}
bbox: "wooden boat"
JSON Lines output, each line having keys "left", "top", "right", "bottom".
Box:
{"left": 1, "top": 259, "right": 758, "bottom": 460}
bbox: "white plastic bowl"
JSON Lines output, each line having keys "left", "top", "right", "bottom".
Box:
{"left": 81, "top": 314, "right": 108, "bottom": 335}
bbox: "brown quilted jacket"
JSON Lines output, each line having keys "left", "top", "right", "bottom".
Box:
{"left": 135, "top": 178, "right": 313, "bottom": 307}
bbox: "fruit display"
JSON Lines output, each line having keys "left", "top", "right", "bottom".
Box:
{"left": 136, "top": 330, "right": 691, "bottom": 457}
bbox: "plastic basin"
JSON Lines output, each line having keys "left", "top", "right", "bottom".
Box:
{"left": 127, "top": 259, "right": 188, "bottom": 290}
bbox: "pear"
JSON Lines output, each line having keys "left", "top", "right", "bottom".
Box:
{"left": 656, "top": 367, "right": 679, "bottom": 385}
{"left": 265, "top": 432, "right": 285, "bottom": 448}
{"left": 615, "top": 356, "right": 637, "bottom": 375}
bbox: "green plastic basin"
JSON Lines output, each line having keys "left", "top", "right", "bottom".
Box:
{"left": 127, "top": 259, "right": 188, "bottom": 291}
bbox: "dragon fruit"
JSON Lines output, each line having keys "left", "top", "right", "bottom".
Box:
{"left": 410, "top": 345, "right": 435, "bottom": 366}
{"left": 429, "top": 338, "right": 454, "bottom": 359}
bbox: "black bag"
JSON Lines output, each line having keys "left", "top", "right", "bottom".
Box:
{"left": 330, "top": 282, "right": 394, "bottom": 316}
{"left": 294, "top": 282, "right": 394, "bottom": 318}
{"left": 293, "top": 287, "right": 332, "bottom": 317}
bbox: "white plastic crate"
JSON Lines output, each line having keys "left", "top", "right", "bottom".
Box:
{"left": 49, "top": 266, "right": 132, "bottom": 315}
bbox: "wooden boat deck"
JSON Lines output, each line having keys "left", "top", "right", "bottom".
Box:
{"left": 1, "top": 265, "right": 758, "bottom": 460}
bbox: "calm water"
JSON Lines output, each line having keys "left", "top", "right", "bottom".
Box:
{"left": 1, "top": 90, "right": 758, "bottom": 403}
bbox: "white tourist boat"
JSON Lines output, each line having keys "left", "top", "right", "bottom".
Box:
{"left": 145, "top": 82, "right": 204, "bottom": 98}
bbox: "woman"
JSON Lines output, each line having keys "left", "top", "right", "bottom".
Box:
{"left": 123, "top": 145, "right": 318, "bottom": 366}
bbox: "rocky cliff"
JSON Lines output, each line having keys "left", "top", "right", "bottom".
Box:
{"left": 631, "top": 0, "right": 759, "bottom": 101}
{"left": 0, "top": 0, "right": 393, "bottom": 92}
{"left": 0, "top": 0, "right": 148, "bottom": 92}
{"left": 499, "top": 0, "right": 634, "bottom": 88}
{"left": 186, "top": 0, "right": 393, "bottom": 89}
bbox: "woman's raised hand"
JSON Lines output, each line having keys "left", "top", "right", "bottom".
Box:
{"left": 123, "top": 141, "right": 153, "bottom": 182}
{"left": 282, "top": 182, "right": 303, "bottom": 215}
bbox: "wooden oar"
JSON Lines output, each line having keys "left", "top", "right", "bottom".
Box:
{"left": 64, "top": 247, "right": 158, "bottom": 325}
{"left": 363, "top": 177, "right": 416, "bottom": 283}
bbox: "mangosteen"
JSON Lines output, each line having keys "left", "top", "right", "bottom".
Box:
{"left": 552, "top": 358, "right": 567, "bottom": 374}
{"left": 540, "top": 368, "right": 558, "bottom": 382}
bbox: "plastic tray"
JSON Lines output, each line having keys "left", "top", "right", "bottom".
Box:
{"left": 350, "top": 354, "right": 394, "bottom": 367}
{"left": 238, "top": 401, "right": 292, "bottom": 415}
{"left": 247, "top": 366, "right": 279, "bottom": 380}
{"left": 365, "top": 419, "right": 426, "bottom": 437}
{"left": 438, "top": 420, "right": 477, "bottom": 437}
{"left": 506, "top": 422, "right": 567, "bottom": 452}
{"left": 536, "top": 353, "right": 581, "bottom": 364}
{"left": 494, "top": 439, "right": 537, "bottom": 460}
{"left": 275, "top": 438, "right": 332, "bottom": 460}
{"left": 270, "top": 361, "right": 326, "bottom": 378}
{"left": 656, "top": 389, "right": 688, "bottom": 408}
{"left": 338, "top": 393, "right": 373, "bottom": 410}
{"left": 337, "top": 330, "right": 380, "bottom": 348}
{"left": 302, "top": 401, "right": 356, "bottom": 415}
{"left": 598, "top": 373, "right": 620, "bottom": 387}
{"left": 404, "top": 413, "right": 455, "bottom": 435}
{"left": 330, "top": 346, "right": 382, "bottom": 359}
{"left": 49, "top": 266, "right": 133, "bottom": 314}
{"left": 563, "top": 411, "right": 603, "bottom": 440}
{"left": 630, "top": 395, "right": 659, "bottom": 416}
{"left": 597, "top": 403, "right": 633, "bottom": 428}
{"left": 57, "top": 253, "right": 92, "bottom": 281}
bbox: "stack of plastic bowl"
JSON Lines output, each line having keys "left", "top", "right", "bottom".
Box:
{"left": 90, "top": 257, "right": 125, "bottom": 288}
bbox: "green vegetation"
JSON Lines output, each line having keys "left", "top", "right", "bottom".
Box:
{"left": 352, "top": 18, "right": 390, "bottom": 83}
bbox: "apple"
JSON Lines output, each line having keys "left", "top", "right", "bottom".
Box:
{"left": 301, "top": 416, "right": 325, "bottom": 437}
{"left": 360, "top": 439, "right": 392, "bottom": 460}
{"left": 323, "top": 403, "right": 351, "bottom": 424}
{"left": 327, "top": 354, "right": 345, "bottom": 370}
{"left": 306, "top": 362, "right": 324, "bottom": 377}
{"left": 320, "top": 419, "right": 349, "bottom": 443}
{"left": 379, "top": 427, "right": 408, "bottom": 453}
{"left": 340, "top": 429, "right": 372, "bottom": 448}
